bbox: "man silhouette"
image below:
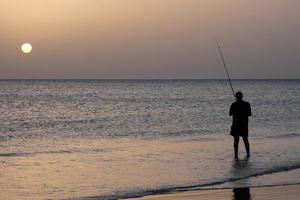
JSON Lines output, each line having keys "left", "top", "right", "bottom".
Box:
{"left": 229, "top": 91, "right": 252, "bottom": 159}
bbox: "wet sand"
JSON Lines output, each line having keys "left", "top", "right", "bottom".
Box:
{"left": 125, "top": 184, "right": 300, "bottom": 200}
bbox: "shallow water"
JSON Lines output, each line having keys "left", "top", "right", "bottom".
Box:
{"left": 0, "top": 80, "right": 300, "bottom": 200}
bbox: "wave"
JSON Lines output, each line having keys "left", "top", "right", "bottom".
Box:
{"left": 67, "top": 162, "right": 300, "bottom": 200}
{"left": 263, "top": 133, "right": 300, "bottom": 139}
{"left": 0, "top": 147, "right": 120, "bottom": 157}
{"left": 0, "top": 152, "right": 31, "bottom": 157}
{"left": 0, "top": 150, "right": 74, "bottom": 157}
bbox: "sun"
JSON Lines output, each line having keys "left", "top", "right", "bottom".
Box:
{"left": 21, "top": 43, "right": 32, "bottom": 54}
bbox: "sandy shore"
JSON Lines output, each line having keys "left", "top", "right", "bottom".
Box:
{"left": 125, "top": 184, "right": 300, "bottom": 200}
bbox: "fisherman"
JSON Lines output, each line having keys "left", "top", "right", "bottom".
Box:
{"left": 229, "top": 91, "right": 252, "bottom": 159}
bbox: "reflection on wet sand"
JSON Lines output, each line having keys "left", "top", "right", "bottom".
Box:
{"left": 231, "top": 157, "right": 251, "bottom": 200}
{"left": 232, "top": 187, "right": 251, "bottom": 200}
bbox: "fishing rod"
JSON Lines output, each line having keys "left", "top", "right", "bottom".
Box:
{"left": 215, "top": 38, "right": 235, "bottom": 97}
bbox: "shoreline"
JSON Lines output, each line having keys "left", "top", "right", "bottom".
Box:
{"left": 124, "top": 184, "right": 300, "bottom": 200}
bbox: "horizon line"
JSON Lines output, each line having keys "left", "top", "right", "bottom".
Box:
{"left": 0, "top": 78, "right": 299, "bottom": 81}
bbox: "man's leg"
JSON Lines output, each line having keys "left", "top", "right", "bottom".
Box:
{"left": 243, "top": 137, "right": 250, "bottom": 157}
{"left": 234, "top": 136, "right": 239, "bottom": 158}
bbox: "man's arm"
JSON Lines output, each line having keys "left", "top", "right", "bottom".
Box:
{"left": 248, "top": 103, "right": 252, "bottom": 116}
{"left": 229, "top": 104, "right": 234, "bottom": 116}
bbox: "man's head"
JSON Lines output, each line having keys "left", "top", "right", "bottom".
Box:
{"left": 235, "top": 91, "right": 243, "bottom": 101}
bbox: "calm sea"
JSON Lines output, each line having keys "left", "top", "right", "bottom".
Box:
{"left": 0, "top": 80, "right": 300, "bottom": 200}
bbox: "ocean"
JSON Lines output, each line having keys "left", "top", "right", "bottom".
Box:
{"left": 0, "top": 80, "right": 300, "bottom": 200}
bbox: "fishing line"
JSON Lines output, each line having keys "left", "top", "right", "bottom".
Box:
{"left": 215, "top": 38, "right": 235, "bottom": 97}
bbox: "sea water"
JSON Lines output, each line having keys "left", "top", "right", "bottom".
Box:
{"left": 0, "top": 80, "right": 300, "bottom": 200}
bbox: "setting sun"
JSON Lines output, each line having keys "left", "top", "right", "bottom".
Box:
{"left": 21, "top": 43, "right": 32, "bottom": 54}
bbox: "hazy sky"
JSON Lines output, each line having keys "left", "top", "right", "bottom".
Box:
{"left": 1, "top": 0, "right": 299, "bottom": 79}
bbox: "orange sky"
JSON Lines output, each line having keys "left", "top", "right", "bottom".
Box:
{"left": 0, "top": 0, "right": 299, "bottom": 79}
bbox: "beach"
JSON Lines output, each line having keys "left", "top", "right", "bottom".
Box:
{"left": 126, "top": 185, "right": 300, "bottom": 200}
